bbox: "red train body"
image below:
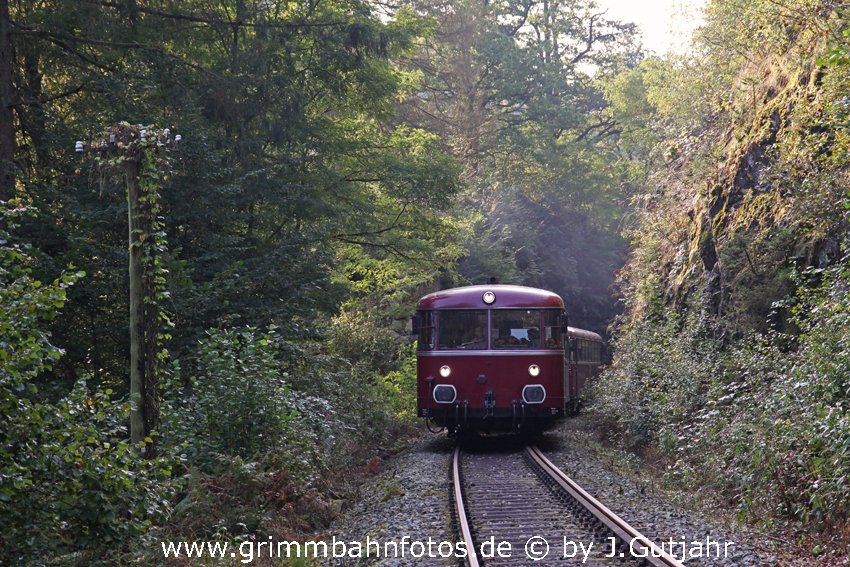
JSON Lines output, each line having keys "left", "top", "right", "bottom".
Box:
{"left": 413, "top": 285, "right": 603, "bottom": 434}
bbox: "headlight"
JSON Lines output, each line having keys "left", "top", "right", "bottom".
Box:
{"left": 523, "top": 385, "right": 546, "bottom": 404}
{"left": 433, "top": 384, "right": 457, "bottom": 403}
{"left": 528, "top": 364, "right": 540, "bottom": 377}
{"left": 439, "top": 365, "right": 451, "bottom": 378}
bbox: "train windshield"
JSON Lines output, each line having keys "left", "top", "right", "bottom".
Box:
{"left": 492, "top": 309, "right": 563, "bottom": 349}
{"left": 436, "top": 310, "right": 488, "bottom": 350}
{"left": 492, "top": 309, "right": 541, "bottom": 348}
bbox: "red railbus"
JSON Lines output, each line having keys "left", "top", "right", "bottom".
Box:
{"left": 413, "top": 285, "right": 603, "bottom": 434}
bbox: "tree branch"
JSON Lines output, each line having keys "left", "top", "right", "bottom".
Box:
{"left": 334, "top": 203, "right": 408, "bottom": 239}
{"left": 12, "top": 83, "right": 86, "bottom": 107}
{"left": 570, "top": 11, "right": 616, "bottom": 65}
{"left": 334, "top": 237, "right": 417, "bottom": 260}
{"left": 11, "top": 22, "right": 219, "bottom": 77}
{"left": 573, "top": 116, "right": 617, "bottom": 143}
{"left": 503, "top": 0, "right": 533, "bottom": 38}
{"left": 78, "top": 0, "right": 350, "bottom": 30}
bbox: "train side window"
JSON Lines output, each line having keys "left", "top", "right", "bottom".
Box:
{"left": 436, "top": 310, "right": 488, "bottom": 350}
{"left": 543, "top": 310, "right": 562, "bottom": 349}
{"left": 415, "top": 311, "right": 435, "bottom": 351}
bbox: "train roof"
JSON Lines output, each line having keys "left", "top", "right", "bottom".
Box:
{"left": 567, "top": 327, "right": 603, "bottom": 341}
{"left": 417, "top": 285, "right": 565, "bottom": 309}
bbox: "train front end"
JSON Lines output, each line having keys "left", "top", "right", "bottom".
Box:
{"left": 413, "top": 285, "right": 568, "bottom": 434}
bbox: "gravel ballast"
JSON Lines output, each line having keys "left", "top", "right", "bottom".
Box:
{"left": 325, "top": 434, "right": 457, "bottom": 566}
{"left": 540, "top": 427, "right": 784, "bottom": 566}
{"left": 324, "top": 424, "right": 793, "bottom": 566}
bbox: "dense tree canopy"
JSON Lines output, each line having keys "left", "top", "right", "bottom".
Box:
{"left": 5, "top": 0, "right": 464, "bottom": 382}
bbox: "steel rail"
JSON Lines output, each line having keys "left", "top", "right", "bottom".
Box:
{"left": 526, "top": 445, "right": 685, "bottom": 567}
{"left": 452, "top": 447, "right": 480, "bottom": 567}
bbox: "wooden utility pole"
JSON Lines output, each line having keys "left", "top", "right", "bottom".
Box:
{"left": 79, "top": 123, "right": 178, "bottom": 451}
{"left": 125, "top": 155, "right": 146, "bottom": 445}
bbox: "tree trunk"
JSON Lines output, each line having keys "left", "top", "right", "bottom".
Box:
{"left": 21, "top": 52, "right": 49, "bottom": 178}
{"left": 0, "top": 0, "right": 15, "bottom": 199}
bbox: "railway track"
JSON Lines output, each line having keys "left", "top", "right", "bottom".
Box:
{"left": 452, "top": 445, "right": 685, "bottom": 567}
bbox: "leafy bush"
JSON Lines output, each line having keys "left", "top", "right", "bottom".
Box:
{"left": 1, "top": 384, "right": 179, "bottom": 565}
{"left": 283, "top": 337, "right": 404, "bottom": 471}
{"left": 591, "top": 308, "right": 721, "bottom": 449}
{"left": 380, "top": 342, "right": 418, "bottom": 423}
{"left": 164, "top": 322, "right": 408, "bottom": 479}
{"left": 0, "top": 207, "right": 178, "bottom": 565}
{"left": 697, "top": 264, "right": 850, "bottom": 526}
{"left": 164, "top": 326, "right": 295, "bottom": 469}
{"left": 161, "top": 324, "right": 410, "bottom": 545}
{"left": 330, "top": 308, "right": 400, "bottom": 374}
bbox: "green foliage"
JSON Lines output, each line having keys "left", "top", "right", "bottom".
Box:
{"left": 380, "top": 342, "right": 419, "bottom": 423}
{"left": 1, "top": 383, "right": 179, "bottom": 565}
{"left": 700, "top": 0, "right": 826, "bottom": 61}
{"left": 164, "top": 327, "right": 294, "bottom": 468}
{"left": 595, "top": 263, "right": 850, "bottom": 526}
{"left": 8, "top": 2, "right": 467, "bottom": 557}
{"left": 592, "top": 308, "right": 721, "bottom": 448}
{"left": 0, "top": 206, "right": 177, "bottom": 565}
{"left": 717, "top": 230, "right": 798, "bottom": 335}
{"left": 598, "top": 0, "right": 850, "bottom": 533}
{"left": 331, "top": 308, "right": 401, "bottom": 374}
{"left": 165, "top": 323, "right": 409, "bottom": 478}
{"left": 159, "top": 324, "right": 414, "bottom": 544}
{"left": 603, "top": 62, "right": 661, "bottom": 159}
{"left": 9, "top": 0, "right": 463, "bottom": 387}
{"left": 394, "top": 0, "right": 638, "bottom": 332}
{"left": 0, "top": 207, "right": 80, "bottom": 392}
{"left": 2, "top": 0, "right": 649, "bottom": 560}
{"left": 685, "top": 263, "right": 850, "bottom": 527}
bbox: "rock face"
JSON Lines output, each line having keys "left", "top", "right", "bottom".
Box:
{"left": 636, "top": 55, "right": 848, "bottom": 335}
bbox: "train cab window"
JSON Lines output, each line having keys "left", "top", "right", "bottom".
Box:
{"left": 543, "top": 310, "right": 562, "bottom": 349}
{"left": 492, "top": 310, "right": 542, "bottom": 348}
{"left": 436, "top": 310, "right": 488, "bottom": 350}
{"left": 415, "top": 311, "right": 435, "bottom": 351}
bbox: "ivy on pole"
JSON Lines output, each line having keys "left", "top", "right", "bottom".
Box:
{"left": 77, "top": 122, "right": 180, "bottom": 453}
